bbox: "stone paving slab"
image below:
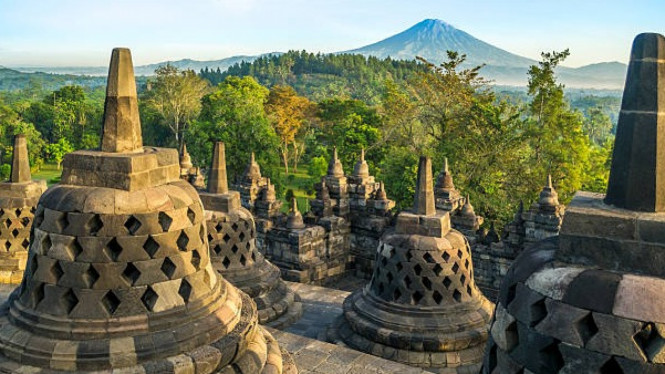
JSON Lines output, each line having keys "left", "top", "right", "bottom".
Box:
{"left": 284, "top": 281, "right": 353, "bottom": 339}
{"left": 268, "top": 327, "right": 430, "bottom": 374}
{"left": 0, "top": 284, "right": 16, "bottom": 301}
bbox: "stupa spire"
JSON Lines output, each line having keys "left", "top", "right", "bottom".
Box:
{"left": 100, "top": 48, "right": 143, "bottom": 153}
{"left": 605, "top": 33, "right": 665, "bottom": 212}
{"left": 10, "top": 134, "right": 30, "bottom": 183}
{"left": 207, "top": 141, "right": 229, "bottom": 194}
{"left": 413, "top": 156, "right": 435, "bottom": 216}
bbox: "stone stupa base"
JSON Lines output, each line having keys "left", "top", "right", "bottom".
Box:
{"left": 329, "top": 290, "right": 493, "bottom": 374}
{"left": 217, "top": 258, "right": 303, "bottom": 329}
{"left": 485, "top": 235, "right": 665, "bottom": 373}
{"left": 207, "top": 208, "right": 303, "bottom": 329}
{"left": 0, "top": 281, "right": 297, "bottom": 374}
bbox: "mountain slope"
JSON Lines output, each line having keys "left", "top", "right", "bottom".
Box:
{"left": 14, "top": 53, "right": 279, "bottom": 76}
{"left": 345, "top": 19, "right": 627, "bottom": 89}
{"left": 345, "top": 19, "right": 536, "bottom": 68}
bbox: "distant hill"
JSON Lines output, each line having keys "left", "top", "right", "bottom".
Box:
{"left": 345, "top": 19, "right": 627, "bottom": 89}
{"left": 6, "top": 19, "right": 627, "bottom": 90}
{"left": 0, "top": 67, "right": 106, "bottom": 91}
{"left": 13, "top": 53, "right": 279, "bottom": 77}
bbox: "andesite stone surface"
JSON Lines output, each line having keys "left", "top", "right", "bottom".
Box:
{"left": 331, "top": 156, "right": 494, "bottom": 373}
{"left": 0, "top": 48, "right": 296, "bottom": 373}
{"left": 483, "top": 33, "right": 665, "bottom": 374}
{"left": 200, "top": 142, "right": 303, "bottom": 329}
{"left": 0, "top": 134, "right": 46, "bottom": 284}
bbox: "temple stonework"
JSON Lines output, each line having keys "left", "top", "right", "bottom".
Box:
{"left": 434, "top": 160, "right": 566, "bottom": 297}
{"left": 264, "top": 198, "right": 346, "bottom": 284}
{"left": 179, "top": 143, "right": 205, "bottom": 189}
{"left": 200, "top": 142, "right": 302, "bottom": 328}
{"left": 0, "top": 48, "right": 296, "bottom": 373}
{"left": 484, "top": 33, "right": 665, "bottom": 373}
{"left": 346, "top": 150, "right": 395, "bottom": 278}
{"left": 0, "top": 135, "right": 46, "bottom": 284}
{"left": 235, "top": 153, "right": 269, "bottom": 212}
{"left": 330, "top": 156, "right": 494, "bottom": 373}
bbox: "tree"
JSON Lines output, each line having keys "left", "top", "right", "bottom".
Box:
{"left": 144, "top": 64, "right": 209, "bottom": 148}
{"left": 0, "top": 97, "right": 46, "bottom": 169}
{"left": 189, "top": 76, "right": 279, "bottom": 182}
{"left": 525, "top": 50, "right": 596, "bottom": 199}
{"left": 315, "top": 98, "right": 383, "bottom": 170}
{"left": 45, "top": 138, "right": 74, "bottom": 169}
{"left": 265, "top": 85, "right": 315, "bottom": 174}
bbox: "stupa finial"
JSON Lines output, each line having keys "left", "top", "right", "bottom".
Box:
{"left": 413, "top": 156, "right": 435, "bottom": 216}
{"left": 10, "top": 134, "right": 31, "bottom": 183}
{"left": 100, "top": 48, "right": 143, "bottom": 153}
{"left": 207, "top": 141, "right": 229, "bottom": 194}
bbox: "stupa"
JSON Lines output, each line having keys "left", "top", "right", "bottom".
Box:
{"left": 200, "top": 141, "right": 302, "bottom": 328}
{"left": 235, "top": 153, "right": 268, "bottom": 211}
{"left": 331, "top": 156, "right": 493, "bottom": 373}
{"left": 522, "top": 175, "right": 565, "bottom": 246}
{"left": 434, "top": 158, "right": 464, "bottom": 213}
{"left": 484, "top": 33, "right": 665, "bottom": 373}
{"left": 0, "top": 134, "right": 47, "bottom": 284}
{"left": 0, "top": 48, "right": 296, "bottom": 373}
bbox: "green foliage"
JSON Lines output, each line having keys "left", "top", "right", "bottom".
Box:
{"left": 200, "top": 50, "right": 429, "bottom": 104}
{"left": 188, "top": 76, "right": 281, "bottom": 187}
{"left": 315, "top": 98, "right": 384, "bottom": 170}
{"left": 376, "top": 147, "right": 418, "bottom": 210}
{"left": 285, "top": 189, "right": 295, "bottom": 205}
{"left": 0, "top": 165, "right": 9, "bottom": 180}
{"left": 45, "top": 138, "right": 74, "bottom": 169}
{"left": 142, "top": 64, "right": 209, "bottom": 148}
{"left": 307, "top": 156, "right": 328, "bottom": 180}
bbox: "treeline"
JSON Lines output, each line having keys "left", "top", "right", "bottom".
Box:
{"left": 0, "top": 50, "right": 617, "bottom": 229}
{"left": 199, "top": 50, "right": 430, "bottom": 104}
{"left": 0, "top": 68, "right": 107, "bottom": 92}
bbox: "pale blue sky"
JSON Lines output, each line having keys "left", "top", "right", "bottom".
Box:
{"left": 0, "top": 0, "right": 663, "bottom": 67}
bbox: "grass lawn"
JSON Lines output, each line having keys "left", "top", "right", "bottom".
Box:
{"left": 278, "top": 165, "right": 316, "bottom": 213}
{"left": 32, "top": 163, "right": 61, "bottom": 186}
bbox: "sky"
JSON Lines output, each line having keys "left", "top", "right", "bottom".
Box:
{"left": 0, "top": 0, "right": 663, "bottom": 68}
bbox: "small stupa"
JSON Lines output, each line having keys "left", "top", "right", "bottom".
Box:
{"left": 331, "top": 156, "right": 493, "bottom": 372}
{"left": 0, "top": 134, "right": 47, "bottom": 284}
{"left": 200, "top": 142, "right": 302, "bottom": 328}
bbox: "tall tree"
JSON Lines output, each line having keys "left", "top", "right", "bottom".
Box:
{"left": 144, "top": 64, "right": 209, "bottom": 148}
{"left": 189, "top": 76, "right": 279, "bottom": 181}
{"left": 265, "top": 85, "right": 314, "bottom": 174}
{"left": 525, "top": 50, "right": 596, "bottom": 198}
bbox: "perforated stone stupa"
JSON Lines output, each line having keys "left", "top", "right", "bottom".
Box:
{"left": 0, "top": 134, "right": 46, "bottom": 284}
{"left": 331, "top": 156, "right": 493, "bottom": 373}
{"left": 200, "top": 141, "right": 302, "bottom": 328}
{"left": 0, "top": 48, "right": 296, "bottom": 373}
{"left": 235, "top": 153, "right": 269, "bottom": 211}
{"left": 484, "top": 33, "right": 665, "bottom": 374}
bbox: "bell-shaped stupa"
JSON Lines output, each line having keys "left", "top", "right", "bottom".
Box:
{"left": 200, "top": 142, "right": 302, "bottom": 328}
{"left": 331, "top": 156, "right": 493, "bottom": 372}
{"left": 0, "top": 48, "right": 296, "bottom": 373}
{"left": 484, "top": 33, "right": 665, "bottom": 373}
{"left": 0, "top": 134, "right": 47, "bottom": 284}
